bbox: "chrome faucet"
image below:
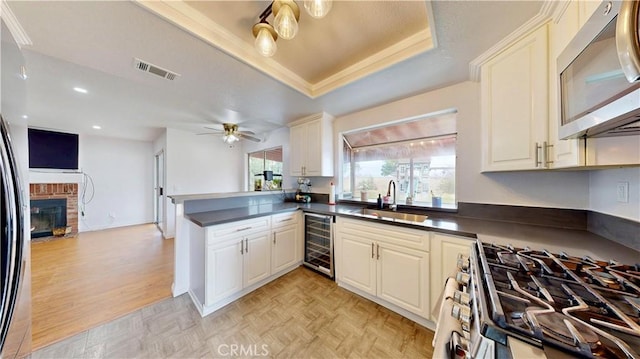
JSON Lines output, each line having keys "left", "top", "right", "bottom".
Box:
{"left": 387, "top": 180, "right": 397, "bottom": 211}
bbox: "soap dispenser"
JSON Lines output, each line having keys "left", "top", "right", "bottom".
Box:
{"left": 377, "top": 194, "right": 383, "bottom": 209}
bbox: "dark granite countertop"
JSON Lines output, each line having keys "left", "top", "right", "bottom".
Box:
{"left": 185, "top": 202, "right": 640, "bottom": 263}
{"left": 185, "top": 202, "right": 301, "bottom": 227}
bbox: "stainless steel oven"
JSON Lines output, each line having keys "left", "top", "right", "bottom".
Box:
{"left": 432, "top": 240, "right": 640, "bottom": 359}
{"left": 558, "top": 0, "right": 640, "bottom": 138}
{"left": 302, "top": 213, "right": 334, "bottom": 278}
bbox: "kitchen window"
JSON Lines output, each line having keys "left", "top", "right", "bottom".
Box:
{"left": 248, "top": 147, "right": 283, "bottom": 191}
{"left": 342, "top": 111, "right": 457, "bottom": 208}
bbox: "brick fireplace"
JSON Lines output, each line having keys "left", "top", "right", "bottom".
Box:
{"left": 29, "top": 183, "right": 78, "bottom": 237}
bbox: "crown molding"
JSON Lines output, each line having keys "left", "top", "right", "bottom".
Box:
{"left": 468, "top": 0, "right": 560, "bottom": 82}
{"left": 134, "top": 0, "right": 313, "bottom": 96}
{"left": 135, "top": 0, "right": 435, "bottom": 99}
{"left": 0, "top": 1, "right": 32, "bottom": 47}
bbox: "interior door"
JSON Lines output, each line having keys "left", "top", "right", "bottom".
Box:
{"left": 154, "top": 150, "right": 165, "bottom": 233}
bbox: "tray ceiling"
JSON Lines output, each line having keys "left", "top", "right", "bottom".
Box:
{"left": 136, "top": 0, "right": 436, "bottom": 98}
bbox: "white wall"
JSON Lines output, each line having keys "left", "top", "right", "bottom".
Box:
{"left": 79, "top": 135, "right": 154, "bottom": 231}
{"left": 333, "top": 81, "right": 591, "bottom": 209}
{"left": 589, "top": 167, "right": 640, "bottom": 221}
{"left": 8, "top": 123, "right": 31, "bottom": 244}
{"left": 242, "top": 126, "right": 291, "bottom": 190}
{"left": 163, "top": 128, "right": 244, "bottom": 237}
{"left": 166, "top": 128, "right": 244, "bottom": 195}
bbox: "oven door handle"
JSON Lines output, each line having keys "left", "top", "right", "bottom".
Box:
{"left": 617, "top": 0, "right": 640, "bottom": 82}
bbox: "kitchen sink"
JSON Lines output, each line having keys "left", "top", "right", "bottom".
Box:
{"left": 350, "top": 208, "right": 428, "bottom": 223}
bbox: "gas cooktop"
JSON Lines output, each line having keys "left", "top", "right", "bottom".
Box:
{"left": 474, "top": 241, "right": 640, "bottom": 358}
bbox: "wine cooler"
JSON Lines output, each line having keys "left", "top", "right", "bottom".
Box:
{"left": 303, "top": 213, "right": 334, "bottom": 278}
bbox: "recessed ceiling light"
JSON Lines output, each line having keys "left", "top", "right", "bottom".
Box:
{"left": 92, "top": 125, "right": 102, "bottom": 130}
{"left": 22, "top": 115, "right": 28, "bottom": 119}
{"left": 73, "top": 87, "right": 88, "bottom": 94}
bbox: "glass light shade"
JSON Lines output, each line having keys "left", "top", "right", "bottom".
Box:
{"left": 223, "top": 134, "right": 239, "bottom": 144}
{"left": 274, "top": 4, "right": 298, "bottom": 40}
{"left": 254, "top": 27, "right": 277, "bottom": 57}
{"left": 304, "top": 0, "right": 332, "bottom": 19}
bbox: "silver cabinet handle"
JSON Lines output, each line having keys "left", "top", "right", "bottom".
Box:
{"left": 245, "top": 238, "right": 248, "bottom": 253}
{"left": 376, "top": 244, "right": 380, "bottom": 260}
{"left": 545, "top": 141, "right": 554, "bottom": 167}
{"left": 371, "top": 242, "right": 374, "bottom": 258}
{"left": 535, "top": 142, "right": 542, "bottom": 167}
{"left": 273, "top": 232, "right": 276, "bottom": 244}
{"left": 240, "top": 240, "right": 244, "bottom": 254}
{"left": 236, "top": 226, "right": 252, "bottom": 232}
{"left": 279, "top": 218, "right": 292, "bottom": 222}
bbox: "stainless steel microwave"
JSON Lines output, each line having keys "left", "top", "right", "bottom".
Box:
{"left": 558, "top": 0, "right": 640, "bottom": 139}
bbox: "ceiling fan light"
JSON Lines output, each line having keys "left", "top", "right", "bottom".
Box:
{"left": 304, "top": 0, "right": 332, "bottom": 19}
{"left": 223, "top": 134, "right": 239, "bottom": 144}
{"left": 253, "top": 22, "right": 278, "bottom": 57}
{"left": 273, "top": 1, "right": 299, "bottom": 40}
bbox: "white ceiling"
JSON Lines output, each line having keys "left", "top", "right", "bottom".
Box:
{"left": 5, "top": 1, "right": 543, "bottom": 142}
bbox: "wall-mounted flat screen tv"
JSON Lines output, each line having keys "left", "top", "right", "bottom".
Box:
{"left": 28, "top": 128, "right": 79, "bottom": 170}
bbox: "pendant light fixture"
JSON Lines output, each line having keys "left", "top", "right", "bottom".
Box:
{"left": 272, "top": 0, "right": 300, "bottom": 40}
{"left": 252, "top": 20, "right": 278, "bottom": 57}
{"left": 304, "top": 0, "right": 332, "bottom": 19}
{"left": 252, "top": 0, "right": 332, "bottom": 57}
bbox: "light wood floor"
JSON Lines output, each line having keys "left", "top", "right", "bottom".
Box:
{"left": 30, "top": 267, "right": 435, "bottom": 358}
{"left": 30, "top": 224, "right": 174, "bottom": 351}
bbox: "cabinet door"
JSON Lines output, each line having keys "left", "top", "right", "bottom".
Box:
{"left": 243, "top": 232, "right": 272, "bottom": 287}
{"left": 481, "top": 25, "right": 549, "bottom": 171}
{"left": 206, "top": 239, "right": 243, "bottom": 306}
{"left": 338, "top": 234, "right": 376, "bottom": 295}
{"left": 272, "top": 225, "right": 298, "bottom": 273}
{"left": 303, "top": 120, "right": 323, "bottom": 176}
{"left": 377, "top": 242, "right": 430, "bottom": 318}
{"left": 430, "top": 233, "right": 472, "bottom": 321}
{"left": 549, "top": 2, "right": 584, "bottom": 168}
{"left": 289, "top": 124, "right": 305, "bottom": 176}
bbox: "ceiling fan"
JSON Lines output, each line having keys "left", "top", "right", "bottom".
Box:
{"left": 199, "top": 123, "right": 262, "bottom": 143}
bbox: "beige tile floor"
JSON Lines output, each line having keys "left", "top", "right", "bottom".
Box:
{"left": 28, "top": 267, "right": 434, "bottom": 358}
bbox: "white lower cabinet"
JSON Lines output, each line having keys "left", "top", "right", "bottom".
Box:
{"left": 339, "top": 233, "right": 376, "bottom": 294}
{"left": 205, "top": 231, "right": 271, "bottom": 307}
{"left": 206, "top": 237, "right": 243, "bottom": 306}
{"left": 429, "top": 233, "right": 473, "bottom": 322}
{"left": 336, "top": 217, "right": 430, "bottom": 320}
{"left": 191, "top": 212, "right": 301, "bottom": 316}
{"left": 377, "top": 242, "right": 429, "bottom": 316}
{"left": 243, "top": 232, "right": 272, "bottom": 287}
{"left": 271, "top": 224, "right": 299, "bottom": 273}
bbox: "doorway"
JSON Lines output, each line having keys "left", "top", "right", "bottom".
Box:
{"left": 154, "top": 150, "right": 165, "bottom": 234}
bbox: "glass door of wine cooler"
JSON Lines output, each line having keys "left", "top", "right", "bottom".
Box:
{"left": 303, "top": 213, "right": 334, "bottom": 278}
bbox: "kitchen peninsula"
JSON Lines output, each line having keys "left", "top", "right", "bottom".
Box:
{"left": 170, "top": 190, "right": 640, "bottom": 326}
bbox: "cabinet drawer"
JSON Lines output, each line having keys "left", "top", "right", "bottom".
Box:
{"left": 271, "top": 211, "right": 299, "bottom": 229}
{"left": 338, "top": 217, "right": 429, "bottom": 252}
{"left": 206, "top": 216, "right": 271, "bottom": 245}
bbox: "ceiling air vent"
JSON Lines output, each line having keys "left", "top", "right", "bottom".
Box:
{"left": 133, "top": 58, "right": 180, "bottom": 81}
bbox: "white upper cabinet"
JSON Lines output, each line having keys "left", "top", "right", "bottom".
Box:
{"left": 289, "top": 112, "right": 334, "bottom": 177}
{"left": 481, "top": 25, "right": 549, "bottom": 171}
{"left": 548, "top": 1, "right": 585, "bottom": 168}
